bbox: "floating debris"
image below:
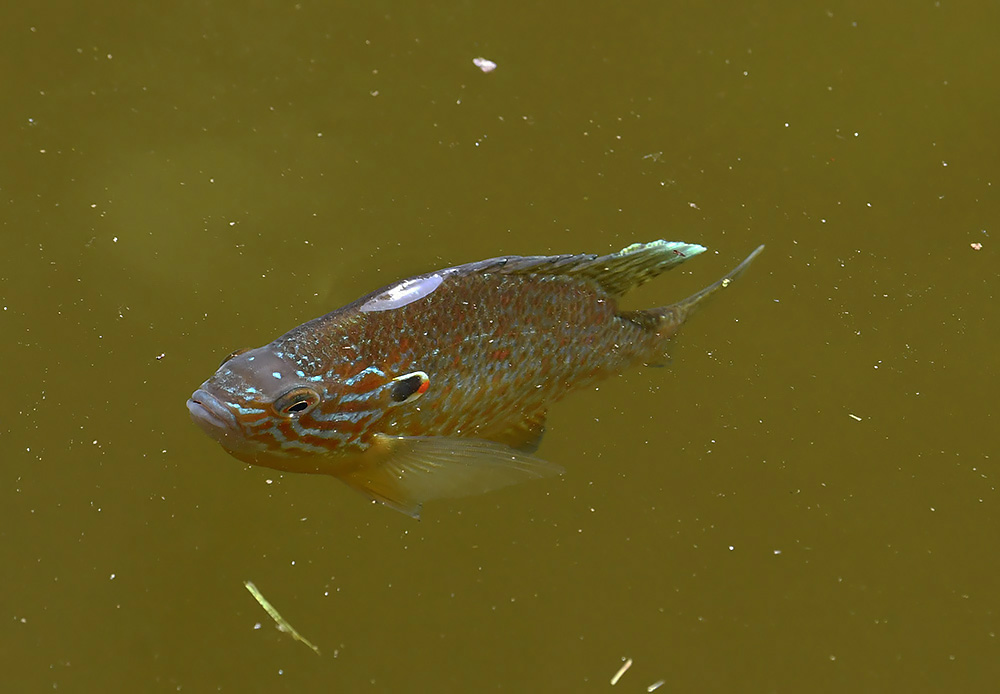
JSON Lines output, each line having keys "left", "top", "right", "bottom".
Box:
{"left": 647, "top": 680, "right": 665, "bottom": 692}
{"left": 244, "top": 580, "right": 320, "bottom": 655}
{"left": 610, "top": 657, "right": 633, "bottom": 685}
{"left": 473, "top": 57, "right": 497, "bottom": 73}
{"left": 971, "top": 242, "right": 982, "bottom": 250}
{"left": 848, "top": 413, "right": 862, "bottom": 422}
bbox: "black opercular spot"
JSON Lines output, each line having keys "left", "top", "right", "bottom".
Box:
{"left": 391, "top": 374, "right": 423, "bottom": 403}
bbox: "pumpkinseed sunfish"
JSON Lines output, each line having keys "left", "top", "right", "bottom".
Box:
{"left": 188, "top": 240, "right": 763, "bottom": 517}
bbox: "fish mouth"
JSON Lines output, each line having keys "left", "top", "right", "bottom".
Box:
{"left": 187, "top": 388, "right": 239, "bottom": 441}
{"left": 187, "top": 387, "right": 284, "bottom": 466}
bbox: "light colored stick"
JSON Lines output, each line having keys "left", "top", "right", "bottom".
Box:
{"left": 610, "top": 658, "right": 633, "bottom": 685}
{"left": 244, "top": 580, "right": 321, "bottom": 655}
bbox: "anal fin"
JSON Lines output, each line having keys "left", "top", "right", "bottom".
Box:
{"left": 490, "top": 410, "right": 548, "bottom": 453}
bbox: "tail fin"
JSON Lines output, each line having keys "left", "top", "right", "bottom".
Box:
{"left": 622, "top": 244, "right": 764, "bottom": 345}
{"left": 667, "top": 244, "right": 764, "bottom": 321}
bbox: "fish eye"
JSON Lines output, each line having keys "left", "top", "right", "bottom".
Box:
{"left": 273, "top": 387, "right": 321, "bottom": 417}
{"left": 390, "top": 371, "right": 430, "bottom": 405}
{"left": 220, "top": 347, "right": 251, "bottom": 367}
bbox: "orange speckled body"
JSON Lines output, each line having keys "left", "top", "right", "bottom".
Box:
{"left": 285, "top": 272, "right": 653, "bottom": 445}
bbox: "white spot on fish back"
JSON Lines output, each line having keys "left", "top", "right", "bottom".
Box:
{"left": 359, "top": 274, "right": 444, "bottom": 312}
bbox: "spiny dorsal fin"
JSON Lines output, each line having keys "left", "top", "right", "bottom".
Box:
{"left": 332, "top": 241, "right": 707, "bottom": 324}
{"left": 477, "top": 240, "right": 706, "bottom": 297}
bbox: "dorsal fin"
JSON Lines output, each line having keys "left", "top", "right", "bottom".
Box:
{"left": 295, "top": 241, "right": 708, "bottom": 339}
{"left": 447, "top": 240, "right": 706, "bottom": 297}
{"left": 539, "top": 240, "right": 706, "bottom": 296}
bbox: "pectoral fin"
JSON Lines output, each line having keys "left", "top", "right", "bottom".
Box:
{"left": 339, "top": 434, "right": 563, "bottom": 518}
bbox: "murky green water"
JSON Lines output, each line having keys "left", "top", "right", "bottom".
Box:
{"left": 3, "top": 1, "right": 997, "bottom": 691}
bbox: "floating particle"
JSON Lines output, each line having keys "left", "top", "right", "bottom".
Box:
{"left": 473, "top": 57, "right": 497, "bottom": 73}
{"left": 610, "top": 658, "right": 633, "bottom": 685}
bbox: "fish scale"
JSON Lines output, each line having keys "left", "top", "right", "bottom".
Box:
{"left": 188, "top": 240, "right": 763, "bottom": 517}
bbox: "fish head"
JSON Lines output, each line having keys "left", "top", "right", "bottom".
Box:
{"left": 187, "top": 345, "right": 342, "bottom": 471}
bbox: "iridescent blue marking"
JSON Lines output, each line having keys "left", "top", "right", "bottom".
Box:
{"left": 318, "top": 410, "right": 376, "bottom": 424}
{"left": 339, "top": 387, "right": 386, "bottom": 403}
{"left": 272, "top": 371, "right": 282, "bottom": 379}
{"left": 290, "top": 421, "right": 350, "bottom": 442}
{"left": 344, "top": 365, "right": 386, "bottom": 386}
{"left": 276, "top": 439, "right": 329, "bottom": 454}
{"left": 253, "top": 421, "right": 286, "bottom": 443}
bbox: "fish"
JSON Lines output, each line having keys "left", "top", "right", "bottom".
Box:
{"left": 187, "top": 240, "right": 763, "bottom": 517}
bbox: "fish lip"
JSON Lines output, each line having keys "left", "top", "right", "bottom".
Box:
{"left": 187, "top": 388, "right": 238, "bottom": 435}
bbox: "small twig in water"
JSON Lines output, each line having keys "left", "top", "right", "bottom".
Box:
{"left": 244, "top": 580, "right": 321, "bottom": 655}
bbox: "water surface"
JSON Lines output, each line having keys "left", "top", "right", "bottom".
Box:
{"left": 2, "top": 1, "right": 997, "bottom": 691}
